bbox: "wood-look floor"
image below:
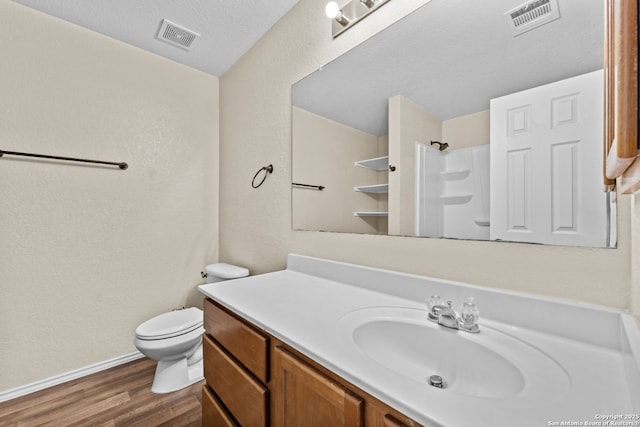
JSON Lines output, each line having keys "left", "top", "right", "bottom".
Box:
{"left": 0, "top": 358, "right": 203, "bottom": 427}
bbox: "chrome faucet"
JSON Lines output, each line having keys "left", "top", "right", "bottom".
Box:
{"left": 432, "top": 301, "right": 459, "bottom": 329}
{"left": 427, "top": 297, "right": 480, "bottom": 333}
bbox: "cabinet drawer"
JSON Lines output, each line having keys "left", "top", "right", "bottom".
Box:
{"left": 203, "top": 335, "right": 268, "bottom": 427}
{"left": 202, "top": 385, "right": 238, "bottom": 427}
{"left": 366, "top": 404, "right": 423, "bottom": 427}
{"left": 204, "top": 298, "right": 269, "bottom": 382}
{"left": 383, "top": 414, "right": 412, "bottom": 427}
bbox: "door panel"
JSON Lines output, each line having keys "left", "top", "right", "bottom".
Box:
{"left": 491, "top": 70, "right": 608, "bottom": 247}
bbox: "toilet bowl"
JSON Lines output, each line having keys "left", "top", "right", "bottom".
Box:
{"left": 134, "top": 307, "right": 204, "bottom": 393}
{"left": 134, "top": 263, "right": 249, "bottom": 393}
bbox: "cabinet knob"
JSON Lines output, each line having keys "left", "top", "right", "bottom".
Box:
{"left": 389, "top": 165, "right": 396, "bottom": 172}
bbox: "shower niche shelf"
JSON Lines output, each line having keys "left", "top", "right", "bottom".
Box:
{"left": 474, "top": 217, "right": 490, "bottom": 227}
{"left": 354, "top": 184, "right": 389, "bottom": 193}
{"left": 440, "top": 193, "right": 473, "bottom": 205}
{"left": 353, "top": 211, "right": 389, "bottom": 217}
{"left": 440, "top": 169, "right": 471, "bottom": 180}
{"left": 354, "top": 156, "right": 389, "bottom": 171}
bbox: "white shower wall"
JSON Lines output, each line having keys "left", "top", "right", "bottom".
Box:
{"left": 416, "top": 144, "right": 490, "bottom": 240}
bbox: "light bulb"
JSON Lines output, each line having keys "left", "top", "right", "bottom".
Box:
{"left": 325, "top": 1, "right": 340, "bottom": 19}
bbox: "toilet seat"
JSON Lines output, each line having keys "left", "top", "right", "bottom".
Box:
{"left": 135, "top": 307, "right": 203, "bottom": 340}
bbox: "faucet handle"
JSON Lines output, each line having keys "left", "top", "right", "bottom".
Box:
{"left": 427, "top": 295, "right": 445, "bottom": 321}
{"left": 459, "top": 297, "right": 480, "bottom": 333}
{"left": 428, "top": 295, "right": 444, "bottom": 309}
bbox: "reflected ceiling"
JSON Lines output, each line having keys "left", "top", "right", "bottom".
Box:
{"left": 293, "top": 0, "right": 604, "bottom": 135}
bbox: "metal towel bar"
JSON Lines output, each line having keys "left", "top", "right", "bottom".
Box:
{"left": 292, "top": 182, "right": 325, "bottom": 191}
{"left": 0, "top": 149, "right": 128, "bottom": 170}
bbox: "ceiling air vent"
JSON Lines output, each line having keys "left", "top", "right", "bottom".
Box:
{"left": 505, "top": 0, "right": 560, "bottom": 36}
{"left": 156, "top": 19, "right": 199, "bottom": 50}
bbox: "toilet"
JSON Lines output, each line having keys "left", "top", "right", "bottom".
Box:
{"left": 134, "top": 263, "right": 249, "bottom": 393}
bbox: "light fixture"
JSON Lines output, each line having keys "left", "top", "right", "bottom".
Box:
{"left": 325, "top": 0, "right": 391, "bottom": 38}
{"left": 325, "top": 1, "right": 350, "bottom": 26}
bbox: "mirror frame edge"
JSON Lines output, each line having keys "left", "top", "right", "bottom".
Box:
{"left": 604, "top": 0, "right": 639, "bottom": 194}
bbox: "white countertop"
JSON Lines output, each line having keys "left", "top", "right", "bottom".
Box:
{"left": 199, "top": 254, "right": 640, "bottom": 427}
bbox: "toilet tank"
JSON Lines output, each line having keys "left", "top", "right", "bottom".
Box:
{"left": 204, "top": 263, "right": 249, "bottom": 283}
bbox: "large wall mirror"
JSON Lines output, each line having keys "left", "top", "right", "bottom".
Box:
{"left": 292, "top": 0, "right": 616, "bottom": 248}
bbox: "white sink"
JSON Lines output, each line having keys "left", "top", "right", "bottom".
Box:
{"left": 337, "top": 307, "right": 571, "bottom": 403}
{"left": 201, "top": 255, "right": 640, "bottom": 426}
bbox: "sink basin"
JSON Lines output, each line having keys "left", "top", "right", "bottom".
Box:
{"left": 337, "top": 307, "right": 570, "bottom": 402}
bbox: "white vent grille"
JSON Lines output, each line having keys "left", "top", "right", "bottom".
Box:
{"left": 156, "top": 19, "right": 199, "bottom": 50}
{"left": 505, "top": 0, "right": 560, "bottom": 36}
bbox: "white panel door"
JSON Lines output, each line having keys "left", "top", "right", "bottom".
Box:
{"left": 490, "top": 70, "right": 608, "bottom": 247}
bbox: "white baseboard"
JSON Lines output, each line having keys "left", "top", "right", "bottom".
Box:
{"left": 0, "top": 351, "right": 145, "bottom": 403}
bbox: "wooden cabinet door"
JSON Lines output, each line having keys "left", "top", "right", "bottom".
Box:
{"left": 271, "top": 346, "right": 363, "bottom": 427}
{"left": 202, "top": 385, "right": 238, "bottom": 427}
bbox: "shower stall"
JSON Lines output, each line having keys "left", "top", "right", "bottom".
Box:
{"left": 415, "top": 143, "right": 490, "bottom": 240}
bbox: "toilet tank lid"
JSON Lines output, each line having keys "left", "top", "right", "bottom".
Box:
{"left": 205, "top": 263, "right": 249, "bottom": 279}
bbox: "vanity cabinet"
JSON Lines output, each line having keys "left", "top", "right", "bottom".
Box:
{"left": 272, "top": 346, "right": 364, "bottom": 426}
{"left": 202, "top": 385, "right": 237, "bottom": 427}
{"left": 202, "top": 298, "right": 269, "bottom": 427}
{"left": 202, "top": 298, "right": 423, "bottom": 427}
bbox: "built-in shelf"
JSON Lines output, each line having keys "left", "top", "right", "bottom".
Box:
{"left": 354, "top": 156, "right": 389, "bottom": 171}
{"left": 440, "top": 194, "right": 473, "bottom": 205}
{"left": 353, "top": 157, "right": 388, "bottom": 221}
{"left": 353, "top": 211, "right": 389, "bottom": 217}
{"left": 440, "top": 169, "right": 471, "bottom": 180}
{"left": 474, "top": 217, "right": 490, "bottom": 227}
{"left": 354, "top": 184, "right": 389, "bottom": 193}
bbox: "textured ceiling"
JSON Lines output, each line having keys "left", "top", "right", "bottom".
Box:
{"left": 11, "top": 0, "right": 300, "bottom": 76}
{"left": 293, "top": 0, "right": 605, "bottom": 135}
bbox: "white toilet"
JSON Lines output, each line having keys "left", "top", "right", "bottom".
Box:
{"left": 134, "top": 263, "right": 249, "bottom": 393}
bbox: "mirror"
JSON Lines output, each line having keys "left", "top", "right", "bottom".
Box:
{"left": 292, "top": 0, "right": 614, "bottom": 248}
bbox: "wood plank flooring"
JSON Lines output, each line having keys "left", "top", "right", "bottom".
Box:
{"left": 0, "top": 358, "right": 203, "bottom": 427}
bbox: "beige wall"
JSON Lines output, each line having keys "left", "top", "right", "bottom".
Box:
{"left": 292, "top": 107, "right": 383, "bottom": 234}
{"left": 388, "top": 96, "right": 442, "bottom": 236}
{"left": 377, "top": 135, "right": 389, "bottom": 233}
{"left": 220, "top": 0, "right": 634, "bottom": 311}
{"left": 1, "top": 0, "right": 634, "bottom": 398}
{"left": 0, "top": 2, "right": 219, "bottom": 392}
{"left": 442, "top": 110, "right": 490, "bottom": 149}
